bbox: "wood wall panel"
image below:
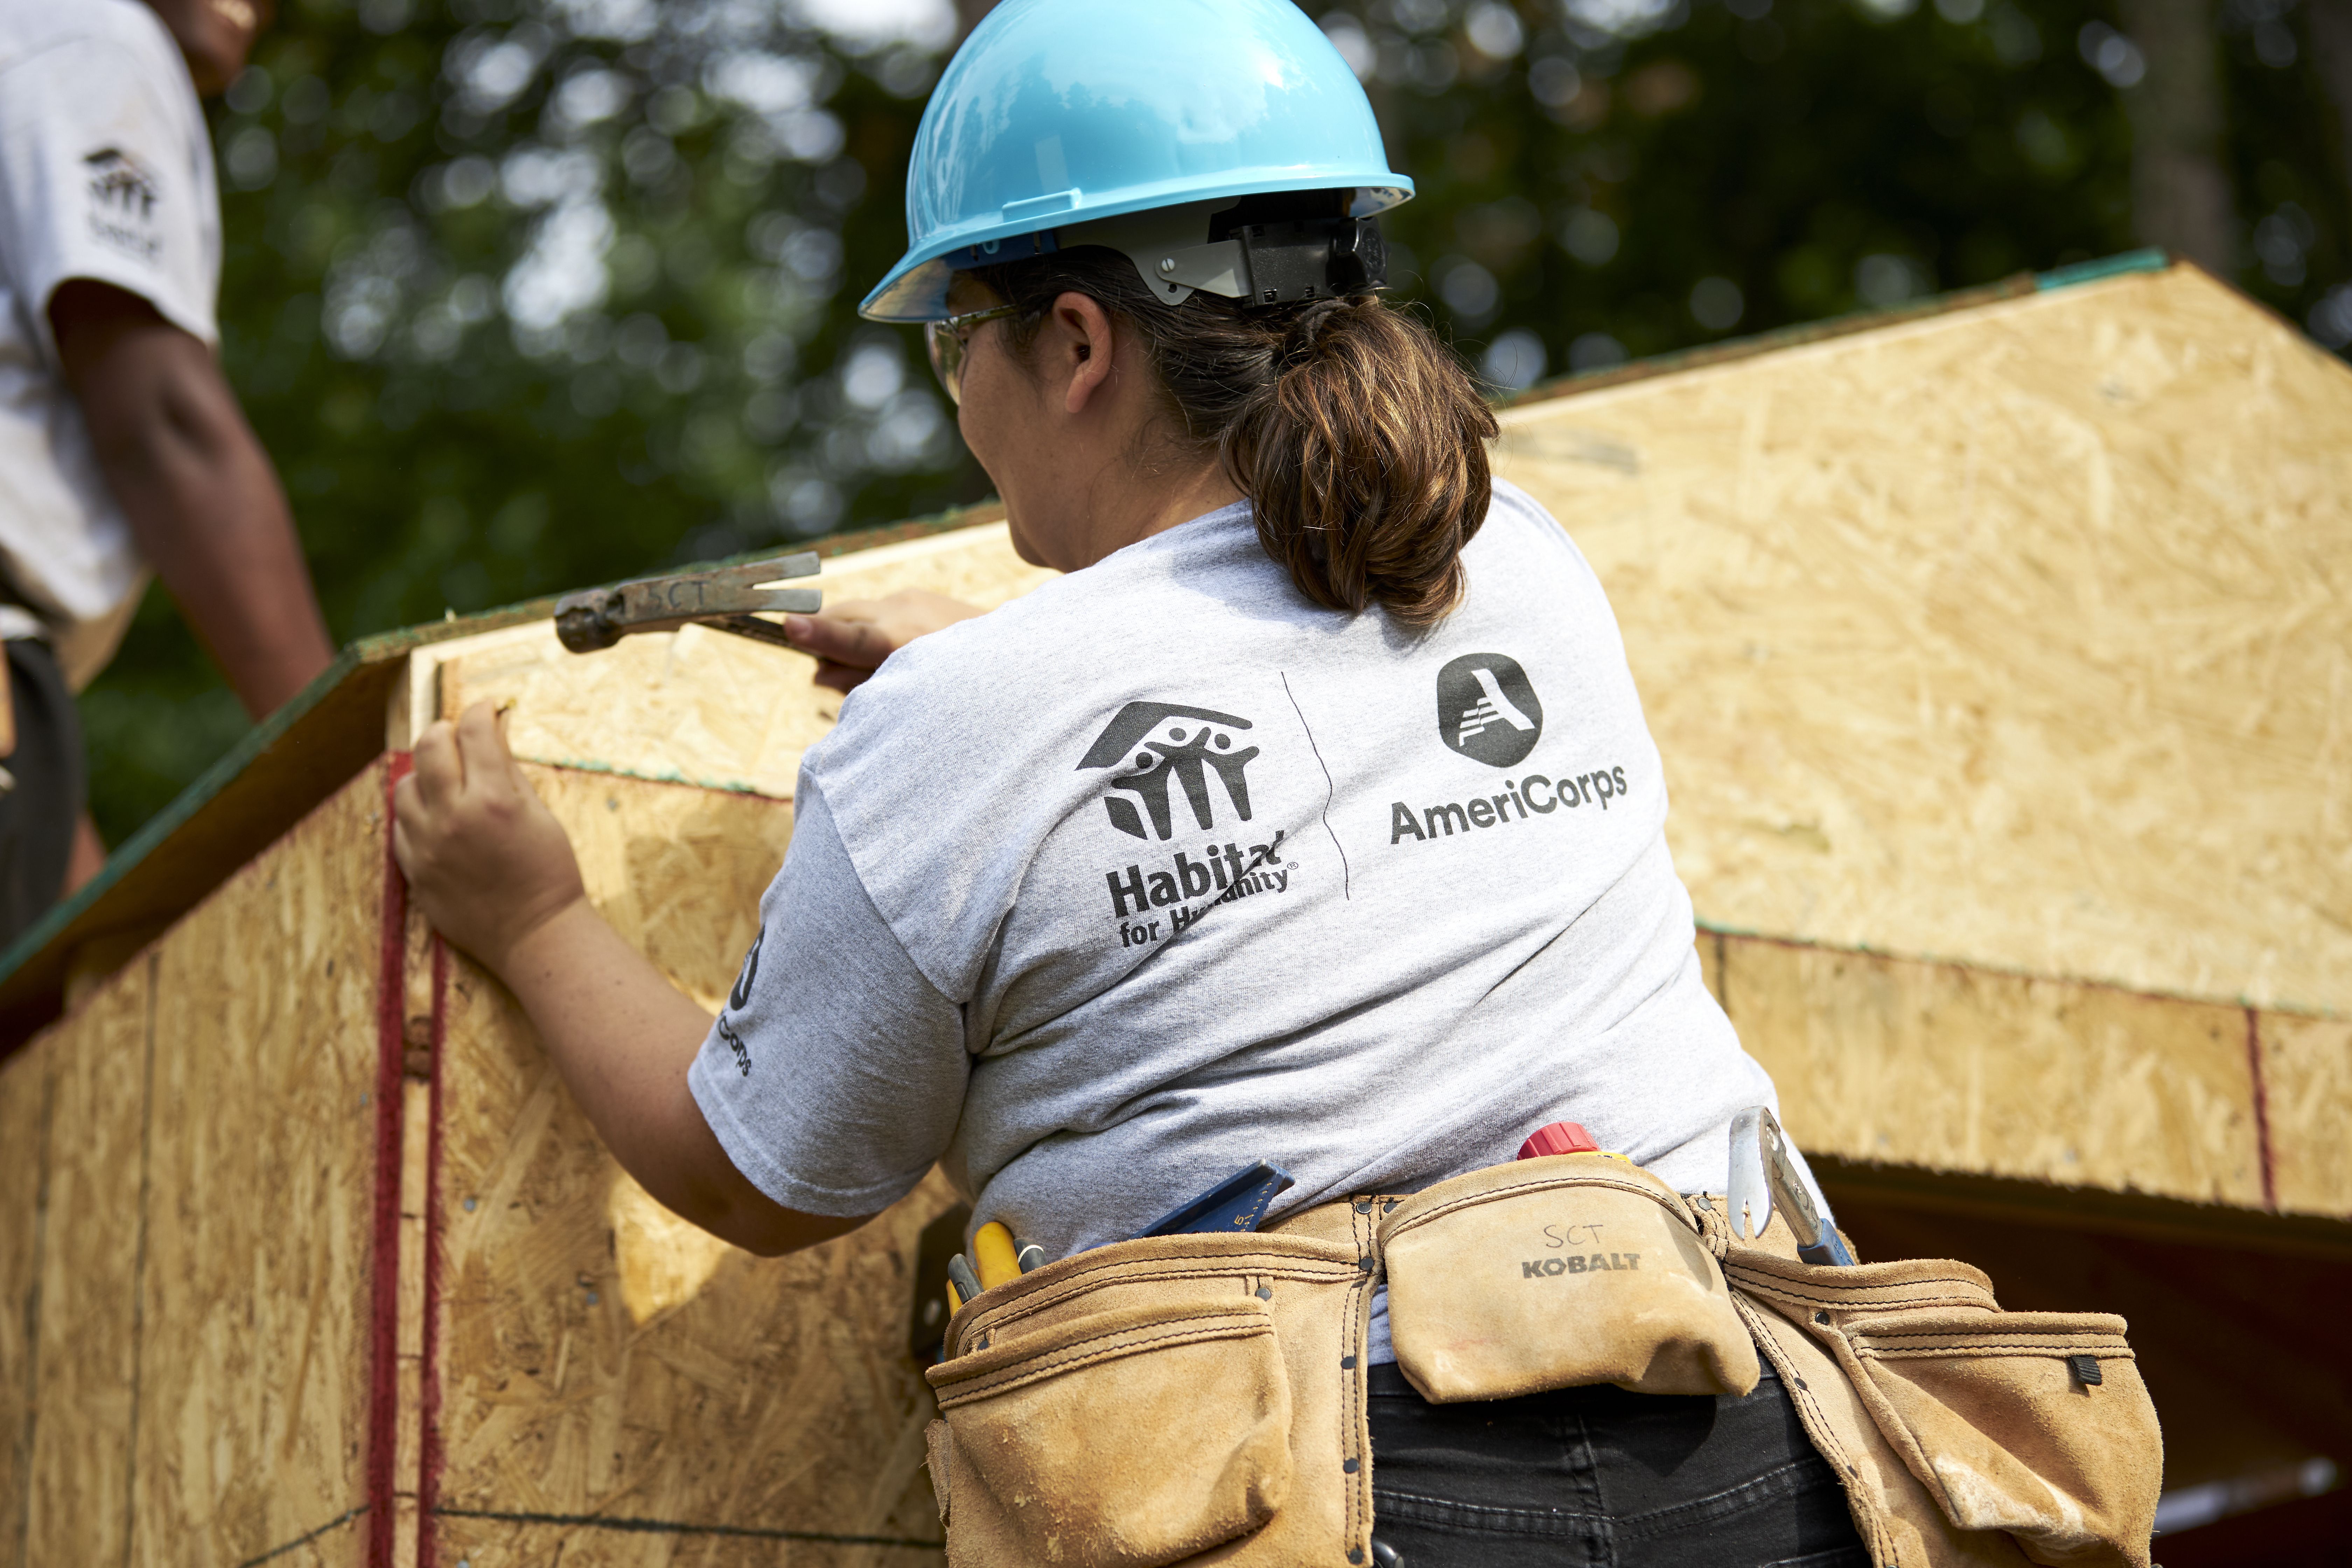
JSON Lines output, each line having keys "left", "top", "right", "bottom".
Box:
{"left": 429, "top": 768, "right": 954, "bottom": 1564}
{"left": 1718, "top": 936, "right": 2266, "bottom": 1206}
{"left": 429, "top": 524, "right": 1055, "bottom": 803}
{"left": 0, "top": 1026, "right": 47, "bottom": 1563}
{"left": 432, "top": 1517, "right": 945, "bottom": 1568}
{"left": 1500, "top": 264, "right": 2352, "bottom": 1017}
{"left": 19, "top": 964, "right": 149, "bottom": 1566}
{"left": 2260, "top": 1010, "right": 2352, "bottom": 1218}
{"left": 127, "top": 765, "right": 386, "bottom": 1565}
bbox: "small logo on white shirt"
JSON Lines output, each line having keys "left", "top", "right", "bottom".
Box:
{"left": 1436, "top": 653, "right": 1544, "bottom": 767}
{"left": 83, "top": 148, "right": 164, "bottom": 261}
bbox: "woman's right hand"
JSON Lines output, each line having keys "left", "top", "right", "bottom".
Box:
{"left": 782, "top": 590, "right": 985, "bottom": 693}
{"left": 392, "top": 700, "right": 587, "bottom": 975}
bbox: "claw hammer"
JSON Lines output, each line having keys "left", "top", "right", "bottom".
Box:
{"left": 553, "top": 552, "right": 822, "bottom": 654}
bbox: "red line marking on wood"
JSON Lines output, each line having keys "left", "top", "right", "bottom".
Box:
{"left": 416, "top": 937, "right": 449, "bottom": 1567}
{"left": 2244, "top": 1007, "right": 2277, "bottom": 1210}
{"left": 368, "top": 755, "right": 414, "bottom": 1568}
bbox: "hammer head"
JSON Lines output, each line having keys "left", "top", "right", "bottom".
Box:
{"left": 550, "top": 553, "right": 821, "bottom": 654}
{"left": 554, "top": 587, "right": 627, "bottom": 653}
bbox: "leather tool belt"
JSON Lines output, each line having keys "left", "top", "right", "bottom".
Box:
{"left": 923, "top": 1153, "right": 2163, "bottom": 1568}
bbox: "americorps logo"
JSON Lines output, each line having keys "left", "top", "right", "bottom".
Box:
{"left": 1077, "top": 701, "right": 1259, "bottom": 840}
{"left": 1437, "top": 653, "right": 1543, "bottom": 767}
{"left": 715, "top": 926, "right": 761, "bottom": 1077}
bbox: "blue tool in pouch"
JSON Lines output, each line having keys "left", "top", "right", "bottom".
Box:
{"left": 1135, "top": 1161, "right": 1296, "bottom": 1238}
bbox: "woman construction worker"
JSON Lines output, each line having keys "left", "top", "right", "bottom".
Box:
{"left": 395, "top": 2, "right": 2162, "bottom": 1564}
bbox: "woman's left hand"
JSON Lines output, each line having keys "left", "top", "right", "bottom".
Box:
{"left": 392, "top": 700, "right": 587, "bottom": 974}
{"left": 782, "top": 590, "right": 985, "bottom": 693}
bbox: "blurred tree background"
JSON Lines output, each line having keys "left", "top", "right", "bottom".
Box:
{"left": 80, "top": 0, "right": 2352, "bottom": 845}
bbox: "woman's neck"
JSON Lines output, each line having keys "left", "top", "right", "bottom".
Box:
{"left": 1015, "top": 451, "right": 1246, "bottom": 572}
{"left": 1108, "top": 461, "right": 1248, "bottom": 553}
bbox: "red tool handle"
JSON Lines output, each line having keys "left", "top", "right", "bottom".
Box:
{"left": 1518, "top": 1121, "right": 1600, "bottom": 1160}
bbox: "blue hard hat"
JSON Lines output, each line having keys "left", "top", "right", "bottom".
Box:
{"left": 858, "top": 0, "right": 1413, "bottom": 322}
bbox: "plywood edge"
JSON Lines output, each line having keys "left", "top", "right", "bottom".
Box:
{"left": 1713, "top": 927, "right": 2345, "bottom": 1226}
{"left": 0, "top": 657, "right": 398, "bottom": 1054}
{"left": 407, "top": 621, "right": 800, "bottom": 800}
{"left": 0, "top": 501, "right": 1011, "bottom": 1056}
{"left": 421, "top": 520, "right": 1044, "bottom": 804}
{"left": 1697, "top": 922, "right": 2344, "bottom": 1027}
{"left": 1501, "top": 270, "right": 2042, "bottom": 415}
{"left": 1500, "top": 254, "right": 2346, "bottom": 435}
{"left": 1813, "top": 1154, "right": 2352, "bottom": 1264}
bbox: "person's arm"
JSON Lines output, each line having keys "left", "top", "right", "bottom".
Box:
{"left": 51, "top": 279, "right": 332, "bottom": 720}
{"left": 392, "top": 701, "right": 866, "bottom": 1255}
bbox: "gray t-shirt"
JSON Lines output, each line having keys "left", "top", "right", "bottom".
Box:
{"left": 691, "top": 480, "right": 1777, "bottom": 1302}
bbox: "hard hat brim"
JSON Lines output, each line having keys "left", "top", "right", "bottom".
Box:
{"left": 858, "top": 173, "right": 1413, "bottom": 323}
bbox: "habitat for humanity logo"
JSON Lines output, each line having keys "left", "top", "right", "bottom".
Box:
{"left": 1437, "top": 653, "right": 1543, "bottom": 768}
{"left": 83, "top": 148, "right": 162, "bottom": 261}
{"left": 1076, "top": 701, "right": 1259, "bottom": 840}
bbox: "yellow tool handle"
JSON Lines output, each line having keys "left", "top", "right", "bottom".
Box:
{"left": 972, "top": 1222, "right": 1021, "bottom": 1291}
{"left": 944, "top": 1279, "right": 963, "bottom": 1316}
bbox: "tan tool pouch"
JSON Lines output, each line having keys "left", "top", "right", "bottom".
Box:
{"left": 1715, "top": 1226, "right": 2162, "bottom": 1568}
{"left": 923, "top": 1220, "right": 1380, "bottom": 1568}
{"left": 1378, "top": 1153, "right": 1759, "bottom": 1401}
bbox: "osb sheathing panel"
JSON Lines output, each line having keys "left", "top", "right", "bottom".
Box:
{"left": 1720, "top": 936, "right": 2266, "bottom": 1206}
{"left": 1495, "top": 263, "right": 2352, "bottom": 1016}
{"left": 2260, "top": 1010, "right": 2352, "bottom": 1217}
{"left": 0, "top": 1028, "right": 47, "bottom": 1560}
{"left": 429, "top": 524, "right": 1056, "bottom": 800}
{"left": 0, "top": 766, "right": 385, "bottom": 1568}
{"left": 433, "top": 1520, "right": 945, "bottom": 1568}
{"left": 433, "top": 765, "right": 950, "bottom": 1563}
{"left": 128, "top": 762, "right": 386, "bottom": 1565}
{"left": 0, "top": 969, "right": 145, "bottom": 1568}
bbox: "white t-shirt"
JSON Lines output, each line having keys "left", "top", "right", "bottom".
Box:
{"left": 0, "top": 0, "right": 219, "bottom": 685}
{"left": 691, "top": 482, "right": 1778, "bottom": 1343}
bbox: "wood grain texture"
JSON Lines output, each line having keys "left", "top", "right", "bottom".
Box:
{"left": 1719, "top": 935, "right": 2266, "bottom": 1206}
{"left": 430, "top": 766, "right": 956, "bottom": 1564}
{"left": 125, "top": 763, "right": 387, "bottom": 1565}
{"left": 430, "top": 1517, "right": 945, "bottom": 1568}
{"left": 0, "top": 1026, "right": 47, "bottom": 1564}
{"left": 1498, "top": 263, "right": 2352, "bottom": 1017}
{"left": 15, "top": 960, "right": 147, "bottom": 1567}
{"left": 429, "top": 525, "right": 1057, "bottom": 802}
{"left": 2260, "top": 1010, "right": 2352, "bottom": 1217}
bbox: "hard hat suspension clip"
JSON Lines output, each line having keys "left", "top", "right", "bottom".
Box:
{"left": 1058, "top": 197, "right": 1390, "bottom": 312}
{"left": 1234, "top": 216, "right": 1388, "bottom": 307}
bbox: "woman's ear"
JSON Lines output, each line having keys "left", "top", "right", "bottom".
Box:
{"left": 1049, "top": 291, "right": 1119, "bottom": 415}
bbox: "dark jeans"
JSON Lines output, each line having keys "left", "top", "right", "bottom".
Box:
{"left": 1366, "top": 1362, "right": 1871, "bottom": 1568}
{"left": 0, "top": 639, "right": 83, "bottom": 953}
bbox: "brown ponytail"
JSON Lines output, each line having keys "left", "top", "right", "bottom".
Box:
{"left": 970, "top": 245, "right": 1498, "bottom": 628}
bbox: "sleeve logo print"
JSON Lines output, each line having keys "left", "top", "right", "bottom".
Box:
{"left": 714, "top": 926, "right": 762, "bottom": 1076}
{"left": 82, "top": 148, "right": 164, "bottom": 262}
{"left": 727, "top": 926, "right": 762, "bottom": 1011}
{"left": 1076, "top": 700, "right": 1259, "bottom": 841}
{"left": 1437, "top": 654, "right": 1544, "bottom": 766}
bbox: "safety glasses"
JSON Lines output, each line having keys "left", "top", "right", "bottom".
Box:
{"left": 924, "top": 303, "right": 1021, "bottom": 405}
